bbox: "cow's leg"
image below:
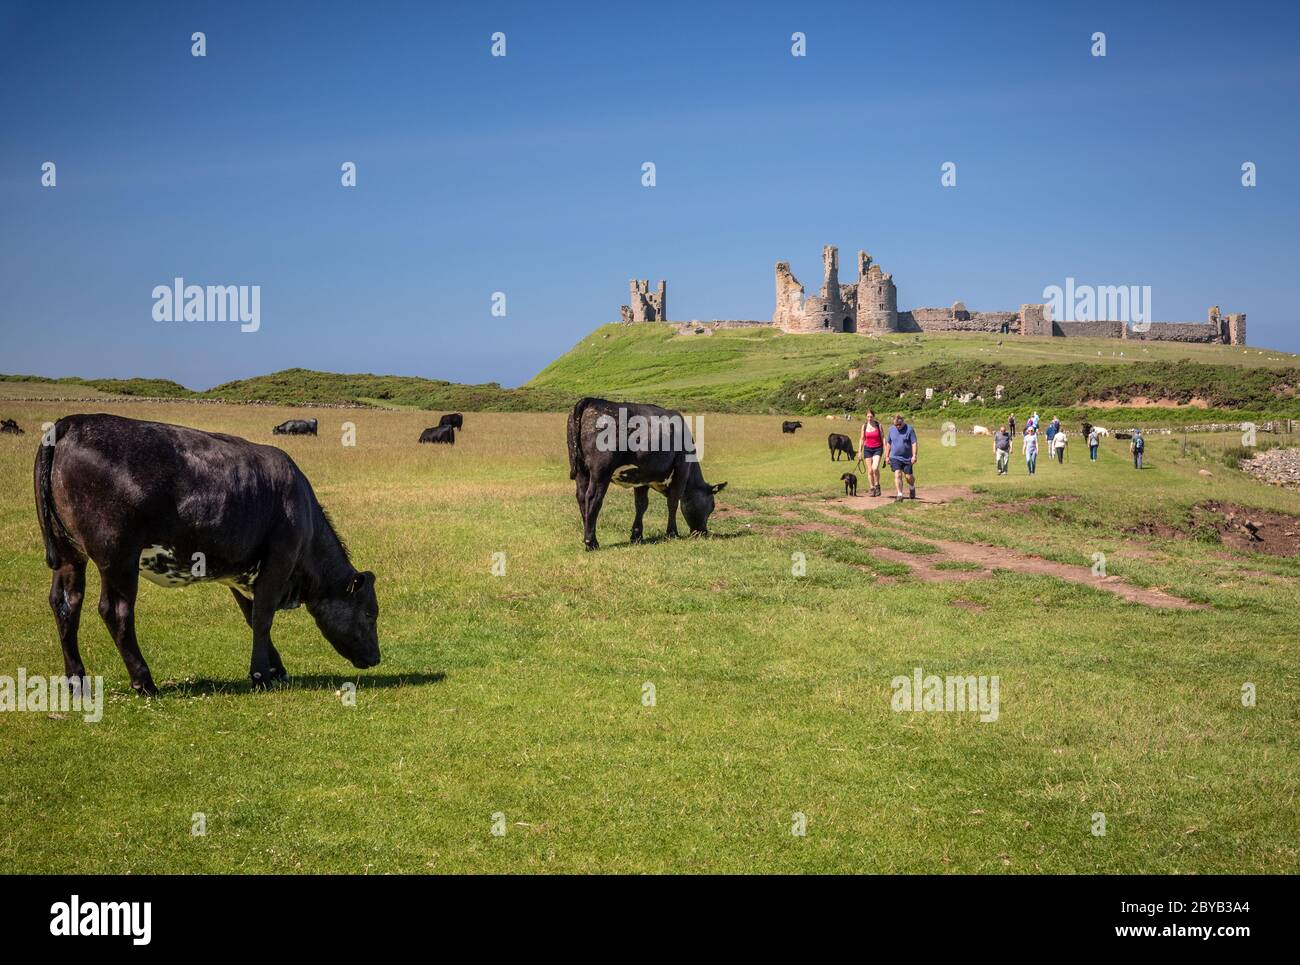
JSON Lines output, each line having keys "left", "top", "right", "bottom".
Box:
{"left": 630, "top": 486, "right": 649, "bottom": 544}
{"left": 49, "top": 559, "right": 87, "bottom": 681}
{"left": 231, "top": 589, "right": 286, "bottom": 682}
{"left": 582, "top": 475, "right": 609, "bottom": 551}
{"left": 97, "top": 566, "right": 155, "bottom": 696}
{"left": 574, "top": 469, "right": 589, "bottom": 529}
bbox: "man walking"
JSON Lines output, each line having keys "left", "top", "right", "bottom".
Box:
{"left": 1008, "top": 413, "right": 1017, "bottom": 452}
{"left": 994, "top": 424, "right": 1011, "bottom": 474}
{"left": 884, "top": 412, "right": 919, "bottom": 501}
{"left": 1130, "top": 428, "right": 1145, "bottom": 469}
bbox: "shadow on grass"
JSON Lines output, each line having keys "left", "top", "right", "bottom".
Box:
{"left": 608, "top": 530, "right": 753, "bottom": 550}
{"left": 160, "top": 672, "right": 446, "bottom": 696}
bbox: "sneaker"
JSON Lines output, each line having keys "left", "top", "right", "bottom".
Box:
{"left": 894, "top": 492, "right": 904, "bottom": 501}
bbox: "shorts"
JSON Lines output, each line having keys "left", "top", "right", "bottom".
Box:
{"left": 864, "top": 446, "right": 882, "bottom": 469}
{"left": 889, "top": 458, "right": 913, "bottom": 474}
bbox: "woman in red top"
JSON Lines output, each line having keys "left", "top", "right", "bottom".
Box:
{"left": 860, "top": 409, "right": 884, "bottom": 497}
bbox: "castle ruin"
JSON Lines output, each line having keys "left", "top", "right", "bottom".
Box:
{"left": 624, "top": 245, "right": 1246, "bottom": 345}
{"left": 621, "top": 279, "right": 667, "bottom": 323}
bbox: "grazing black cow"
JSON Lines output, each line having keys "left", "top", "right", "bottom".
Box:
{"left": 567, "top": 397, "right": 726, "bottom": 551}
{"left": 782, "top": 421, "right": 803, "bottom": 434}
{"left": 438, "top": 413, "right": 464, "bottom": 430}
{"left": 1, "top": 418, "right": 23, "bottom": 435}
{"left": 419, "top": 425, "right": 455, "bottom": 444}
{"left": 841, "top": 472, "right": 858, "bottom": 496}
{"left": 828, "top": 433, "right": 856, "bottom": 461}
{"left": 1081, "top": 420, "right": 1094, "bottom": 439}
{"left": 272, "top": 418, "right": 318, "bottom": 436}
{"left": 34, "top": 414, "right": 380, "bottom": 694}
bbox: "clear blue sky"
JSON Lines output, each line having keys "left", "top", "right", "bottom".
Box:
{"left": 2, "top": 0, "right": 1297, "bottom": 389}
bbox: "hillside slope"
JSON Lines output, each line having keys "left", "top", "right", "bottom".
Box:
{"left": 527, "top": 323, "right": 1300, "bottom": 421}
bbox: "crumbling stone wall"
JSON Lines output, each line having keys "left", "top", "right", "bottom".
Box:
{"left": 622, "top": 279, "right": 667, "bottom": 322}
{"left": 1130, "top": 321, "right": 1223, "bottom": 343}
{"left": 773, "top": 246, "right": 856, "bottom": 333}
{"left": 1054, "top": 320, "right": 1126, "bottom": 338}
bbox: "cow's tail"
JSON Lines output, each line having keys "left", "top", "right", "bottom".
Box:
{"left": 33, "top": 422, "right": 70, "bottom": 568}
{"left": 567, "top": 397, "right": 596, "bottom": 480}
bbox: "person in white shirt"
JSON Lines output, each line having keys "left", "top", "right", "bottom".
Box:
{"left": 1053, "top": 429, "right": 1068, "bottom": 463}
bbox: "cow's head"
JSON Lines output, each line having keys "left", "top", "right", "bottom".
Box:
{"left": 682, "top": 481, "right": 727, "bottom": 536}
{"left": 307, "top": 570, "right": 381, "bottom": 669}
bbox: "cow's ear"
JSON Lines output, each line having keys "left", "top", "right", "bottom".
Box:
{"left": 711, "top": 482, "right": 728, "bottom": 494}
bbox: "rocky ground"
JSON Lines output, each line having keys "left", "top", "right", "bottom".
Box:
{"left": 1242, "top": 447, "right": 1300, "bottom": 489}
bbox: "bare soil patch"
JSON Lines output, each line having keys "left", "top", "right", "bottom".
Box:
{"left": 763, "top": 494, "right": 1206, "bottom": 609}
{"left": 1197, "top": 501, "right": 1300, "bottom": 557}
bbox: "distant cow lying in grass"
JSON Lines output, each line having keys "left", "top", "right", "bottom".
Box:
{"left": 782, "top": 421, "right": 802, "bottom": 434}
{"left": 419, "top": 425, "right": 455, "bottom": 444}
{"left": 971, "top": 425, "right": 990, "bottom": 436}
{"left": 828, "top": 433, "right": 856, "bottom": 461}
{"left": 438, "top": 413, "right": 463, "bottom": 430}
{"left": 1, "top": 418, "right": 23, "bottom": 435}
{"left": 35, "top": 414, "right": 380, "bottom": 695}
{"left": 273, "top": 418, "right": 318, "bottom": 435}
{"left": 567, "top": 397, "right": 726, "bottom": 551}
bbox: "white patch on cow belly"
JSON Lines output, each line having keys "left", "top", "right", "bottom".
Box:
{"left": 138, "top": 545, "right": 196, "bottom": 588}
{"left": 218, "top": 562, "right": 259, "bottom": 600}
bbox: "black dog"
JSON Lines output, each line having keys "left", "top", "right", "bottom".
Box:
{"left": 841, "top": 472, "right": 858, "bottom": 496}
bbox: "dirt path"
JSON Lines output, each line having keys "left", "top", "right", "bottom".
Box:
{"left": 765, "top": 492, "right": 1206, "bottom": 610}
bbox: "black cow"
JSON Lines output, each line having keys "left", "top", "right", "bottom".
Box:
{"left": 34, "top": 414, "right": 380, "bottom": 695}
{"left": 1, "top": 418, "right": 23, "bottom": 435}
{"left": 273, "top": 418, "right": 318, "bottom": 435}
{"left": 567, "top": 397, "right": 726, "bottom": 551}
{"left": 419, "top": 425, "right": 455, "bottom": 444}
{"left": 782, "top": 421, "right": 803, "bottom": 434}
{"left": 828, "top": 433, "right": 856, "bottom": 461}
{"left": 438, "top": 413, "right": 464, "bottom": 430}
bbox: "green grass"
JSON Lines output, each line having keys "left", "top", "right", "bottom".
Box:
{"left": 1, "top": 400, "right": 1296, "bottom": 873}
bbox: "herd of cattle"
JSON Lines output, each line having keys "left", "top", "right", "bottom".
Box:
{"left": 270, "top": 413, "right": 464, "bottom": 443}
{"left": 9, "top": 399, "right": 730, "bottom": 691}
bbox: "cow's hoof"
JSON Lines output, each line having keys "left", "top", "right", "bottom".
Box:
{"left": 132, "top": 676, "right": 158, "bottom": 697}
{"left": 268, "top": 665, "right": 289, "bottom": 683}
{"left": 630, "top": 534, "right": 643, "bottom": 545}
{"left": 249, "top": 671, "right": 281, "bottom": 691}
{"left": 584, "top": 541, "right": 599, "bottom": 552}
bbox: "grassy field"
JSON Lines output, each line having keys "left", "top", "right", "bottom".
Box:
{"left": 0, "top": 400, "right": 1297, "bottom": 873}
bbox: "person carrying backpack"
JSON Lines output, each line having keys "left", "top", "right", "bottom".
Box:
{"left": 1130, "top": 428, "right": 1145, "bottom": 469}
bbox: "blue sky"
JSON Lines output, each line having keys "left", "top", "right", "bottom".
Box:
{"left": 2, "top": 0, "right": 1297, "bottom": 388}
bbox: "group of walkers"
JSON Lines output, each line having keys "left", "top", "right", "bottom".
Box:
{"left": 994, "top": 411, "right": 1145, "bottom": 475}
{"left": 845, "top": 408, "right": 1147, "bottom": 498}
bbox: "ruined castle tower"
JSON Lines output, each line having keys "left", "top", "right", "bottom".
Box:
{"left": 855, "top": 251, "right": 898, "bottom": 333}
{"left": 772, "top": 247, "right": 858, "bottom": 333}
{"left": 621, "top": 279, "right": 667, "bottom": 322}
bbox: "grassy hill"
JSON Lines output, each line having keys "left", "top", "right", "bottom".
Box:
{"left": 527, "top": 323, "right": 1300, "bottom": 423}
{"left": 0, "top": 369, "right": 568, "bottom": 412}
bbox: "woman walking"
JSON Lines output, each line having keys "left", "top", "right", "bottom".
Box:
{"left": 1024, "top": 425, "right": 1039, "bottom": 475}
{"left": 1088, "top": 425, "right": 1099, "bottom": 461}
{"left": 860, "top": 409, "right": 884, "bottom": 497}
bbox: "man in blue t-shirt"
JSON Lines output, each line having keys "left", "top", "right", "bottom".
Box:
{"left": 884, "top": 413, "right": 919, "bottom": 500}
